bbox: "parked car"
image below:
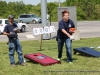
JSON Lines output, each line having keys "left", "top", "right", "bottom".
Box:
{"left": 0, "top": 19, "right": 28, "bottom": 34}
{"left": 18, "top": 14, "right": 41, "bottom": 24}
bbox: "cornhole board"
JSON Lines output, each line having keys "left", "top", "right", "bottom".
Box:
{"left": 24, "top": 53, "right": 61, "bottom": 66}
{"left": 73, "top": 47, "right": 100, "bottom": 57}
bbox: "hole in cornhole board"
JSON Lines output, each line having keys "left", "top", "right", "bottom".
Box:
{"left": 33, "top": 54, "right": 38, "bottom": 56}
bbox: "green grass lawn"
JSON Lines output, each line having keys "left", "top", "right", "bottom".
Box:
{"left": 0, "top": 38, "right": 100, "bottom": 75}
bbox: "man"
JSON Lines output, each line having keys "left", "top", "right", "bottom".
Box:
{"left": 3, "top": 15, "right": 26, "bottom": 66}
{"left": 56, "top": 10, "right": 75, "bottom": 63}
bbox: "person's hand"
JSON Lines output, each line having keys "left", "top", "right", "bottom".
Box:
{"left": 9, "top": 32, "right": 15, "bottom": 35}
{"left": 14, "top": 30, "right": 20, "bottom": 33}
{"left": 66, "top": 33, "right": 71, "bottom": 37}
{"left": 69, "top": 35, "right": 74, "bottom": 40}
{"left": 7, "top": 33, "right": 11, "bottom": 35}
{"left": 14, "top": 28, "right": 20, "bottom": 33}
{"left": 7, "top": 32, "right": 13, "bottom": 35}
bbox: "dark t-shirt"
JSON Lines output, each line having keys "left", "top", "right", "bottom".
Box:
{"left": 57, "top": 19, "right": 75, "bottom": 39}
{"left": 3, "top": 23, "right": 18, "bottom": 38}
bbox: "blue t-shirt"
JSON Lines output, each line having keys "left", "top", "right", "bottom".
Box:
{"left": 3, "top": 23, "right": 18, "bottom": 38}
{"left": 57, "top": 19, "right": 75, "bottom": 39}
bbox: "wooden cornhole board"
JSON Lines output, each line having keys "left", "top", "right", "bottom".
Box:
{"left": 24, "top": 53, "right": 61, "bottom": 66}
{"left": 74, "top": 47, "right": 100, "bottom": 57}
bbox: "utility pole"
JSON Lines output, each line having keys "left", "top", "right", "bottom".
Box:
{"left": 59, "top": 0, "right": 60, "bottom": 7}
{"left": 41, "top": 0, "right": 49, "bottom": 39}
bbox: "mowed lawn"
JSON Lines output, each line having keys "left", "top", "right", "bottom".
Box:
{"left": 0, "top": 38, "right": 100, "bottom": 75}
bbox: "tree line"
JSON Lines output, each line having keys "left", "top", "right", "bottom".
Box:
{"left": 0, "top": 0, "right": 100, "bottom": 21}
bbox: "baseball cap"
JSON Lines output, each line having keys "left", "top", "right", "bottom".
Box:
{"left": 8, "top": 15, "right": 14, "bottom": 19}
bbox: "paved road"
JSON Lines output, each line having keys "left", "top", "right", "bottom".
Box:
{"left": 77, "top": 21, "right": 100, "bottom": 38}
{"left": 0, "top": 21, "right": 100, "bottom": 42}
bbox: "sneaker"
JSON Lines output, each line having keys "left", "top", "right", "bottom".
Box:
{"left": 20, "top": 62, "right": 27, "bottom": 66}
{"left": 68, "top": 62, "right": 73, "bottom": 64}
{"left": 11, "top": 64, "right": 16, "bottom": 67}
{"left": 57, "top": 58, "right": 61, "bottom": 61}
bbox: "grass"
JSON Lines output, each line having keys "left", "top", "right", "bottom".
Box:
{"left": 0, "top": 38, "right": 100, "bottom": 75}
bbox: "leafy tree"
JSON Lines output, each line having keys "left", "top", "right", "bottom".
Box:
{"left": 7, "top": 1, "right": 26, "bottom": 18}
{"left": 64, "top": 0, "right": 100, "bottom": 20}
{"left": 0, "top": 0, "right": 100, "bottom": 21}
{"left": 47, "top": 2, "right": 58, "bottom": 21}
{"left": 0, "top": 1, "right": 7, "bottom": 18}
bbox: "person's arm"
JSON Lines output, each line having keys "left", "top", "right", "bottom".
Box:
{"left": 61, "top": 29, "right": 71, "bottom": 37}
{"left": 14, "top": 29, "right": 20, "bottom": 33}
{"left": 3, "top": 25, "right": 10, "bottom": 35}
{"left": 3, "top": 32, "right": 10, "bottom": 35}
{"left": 59, "top": 21, "right": 71, "bottom": 37}
{"left": 14, "top": 23, "right": 20, "bottom": 33}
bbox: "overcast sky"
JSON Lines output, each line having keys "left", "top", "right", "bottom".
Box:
{"left": 3, "top": 0, "right": 65, "bottom": 5}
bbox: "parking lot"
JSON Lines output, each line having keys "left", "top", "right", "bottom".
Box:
{"left": 0, "top": 21, "right": 100, "bottom": 42}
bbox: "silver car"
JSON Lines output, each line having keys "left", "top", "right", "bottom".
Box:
{"left": 18, "top": 14, "right": 41, "bottom": 24}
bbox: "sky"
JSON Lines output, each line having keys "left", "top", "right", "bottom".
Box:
{"left": 3, "top": 0, "right": 66, "bottom": 5}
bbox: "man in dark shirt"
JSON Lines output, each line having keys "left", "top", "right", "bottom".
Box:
{"left": 56, "top": 10, "right": 75, "bottom": 63}
{"left": 3, "top": 15, "right": 26, "bottom": 66}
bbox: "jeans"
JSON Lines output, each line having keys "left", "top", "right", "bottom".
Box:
{"left": 8, "top": 39, "right": 24, "bottom": 65}
{"left": 57, "top": 37, "right": 72, "bottom": 62}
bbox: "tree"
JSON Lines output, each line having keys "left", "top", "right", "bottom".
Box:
{"left": 47, "top": 2, "right": 58, "bottom": 21}
{"left": 7, "top": 1, "right": 26, "bottom": 18}
{"left": 64, "top": 0, "right": 100, "bottom": 20}
{"left": 0, "top": 1, "right": 7, "bottom": 18}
